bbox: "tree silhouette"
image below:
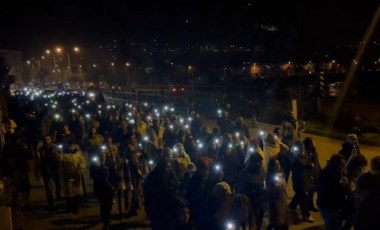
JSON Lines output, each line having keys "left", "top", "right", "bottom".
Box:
{"left": 0, "top": 57, "right": 15, "bottom": 95}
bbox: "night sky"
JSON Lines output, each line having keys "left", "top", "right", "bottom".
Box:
{"left": 0, "top": 0, "right": 379, "bottom": 53}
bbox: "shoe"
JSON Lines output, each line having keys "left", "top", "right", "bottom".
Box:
{"left": 302, "top": 216, "right": 314, "bottom": 223}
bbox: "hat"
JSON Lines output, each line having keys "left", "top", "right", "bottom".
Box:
{"left": 187, "top": 163, "right": 197, "bottom": 172}
{"left": 170, "top": 114, "right": 177, "bottom": 121}
{"left": 213, "top": 181, "right": 232, "bottom": 197}
{"left": 161, "top": 147, "right": 173, "bottom": 161}
{"left": 196, "top": 156, "right": 211, "bottom": 170}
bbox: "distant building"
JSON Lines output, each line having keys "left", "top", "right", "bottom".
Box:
{"left": 0, "top": 49, "right": 23, "bottom": 83}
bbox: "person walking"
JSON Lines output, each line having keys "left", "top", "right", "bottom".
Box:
{"left": 35, "top": 135, "right": 61, "bottom": 213}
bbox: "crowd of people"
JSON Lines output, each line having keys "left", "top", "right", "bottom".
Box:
{"left": 0, "top": 89, "right": 379, "bottom": 230}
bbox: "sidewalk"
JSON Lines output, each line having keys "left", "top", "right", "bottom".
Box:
{"left": 24, "top": 163, "right": 151, "bottom": 230}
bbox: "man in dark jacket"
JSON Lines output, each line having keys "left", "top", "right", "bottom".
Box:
{"left": 339, "top": 134, "right": 361, "bottom": 161}
{"left": 355, "top": 156, "right": 380, "bottom": 230}
{"left": 233, "top": 116, "right": 250, "bottom": 139}
{"left": 289, "top": 141, "right": 315, "bottom": 223}
{"left": 144, "top": 148, "right": 179, "bottom": 230}
{"left": 317, "top": 154, "right": 346, "bottom": 230}
{"left": 91, "top": 154, "right": 117, "bottom": 230}
{"left": 35, "top": 135, "right": 61, "bottom": 212}
{"left": 217, "top": 111, "right": 232, "bottom": 135}
{"left": 238, "top": 153, "right": 266, "bottom": 230}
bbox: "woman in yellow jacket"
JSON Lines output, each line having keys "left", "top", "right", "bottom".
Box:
{"left": 58, "top": 142, "right": 87, "bottom": 214}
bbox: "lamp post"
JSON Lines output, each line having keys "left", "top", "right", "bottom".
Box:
{"left": 125, "top": 62, "right": 131, "bottom": 87}
{"left": 188, "top": 65, "right": 194, "bottom": 92}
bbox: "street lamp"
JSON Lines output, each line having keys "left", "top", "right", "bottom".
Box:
{"left": 110, "top": 62, "right": 115, "bottom": 74}
{"left": 188, "top": 65, "right": 193, "bottom": 92}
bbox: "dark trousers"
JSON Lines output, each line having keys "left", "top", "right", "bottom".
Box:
{"left": 289, "top": 192, "right": 310, "bottom": 218}
{"left": 66, "top": 196, "right": 80, "bottom": 214}
{"left": 320, "top": 209, "right": 341, "bottom": 230}
{"left": 99, "top": 195, "right": 114, "bottom": 226}
{"left": 253, "top": 205, "right": 265, "bottom": 230}
{"left": 42, "top": 173, "right": 61, "bottom": 208}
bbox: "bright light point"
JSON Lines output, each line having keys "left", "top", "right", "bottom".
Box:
{"left": 184, "top": 124, "right": 189, "bottom": 129}
{"left": 26, "top": 60, "right": 31, "bottom": 64}
{"left": 85, "top": 114, "right": 90, "bottom": 118}
{"left": 148, "top": 160, "right": 154, "bottom": 165}
{"left": 126, "top": 62, "right": 130, "bottom": 66}
{"left": 101, "top": 145, "right": 106, "bottom": 150}
{"left": 73, "top": 47, "right": 80, "bottom": 52}
{"left": 111, "top": 62, "right": 114, "bottom": 66}
{"left": 169, "top": 125, "right": 174, "bottom": 130}
{"left": 56, "top": 47, "right": 62, "bottom": 53}
{"left": 228, "top": 143, "right": 233, "bottom": 148}
{"left": 235, "top": 132, "right": 240, "bottom": 137}
{"left": 249, "top": 147, "right": 254, "bottom": 152}
{"left": 173, "top": 147, "right": 178, "bottom": 153}
{"left": 144, "top": 102, "right": 148, "bottom": 107}
{"left": 92, "top": 156, "right": 99, "bottom": 162}
{"left": 170, "top": 107, "right": 175, "bottom": 112}
{"left": 58, "top": 144, "right": 63, "bottom": 149}
{"left": 180, "top": 118, "right": 184, "bottom": 123}
{"left": 54, "top": 114, "right": 60, "bottom": 119}
{"left": 143, "top": 136, "right": 149, "bottom": 141}
{"left": 46, "top": 50, "right": 51, "bottom": 54}
{"left": 215, "top": 164, "right": 221, "bottom": 171}
{"left": 259, "top": 130, "right": 265, "bottom": 136}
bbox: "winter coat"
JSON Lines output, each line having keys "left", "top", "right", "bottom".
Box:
{"left": 292, "top": 153, "right": 314, "bottom": 193}
{"left": 92, "top": 165, "right": 115, "bottom": 198}
{"left": 355, "top": 172, "right": 380, "bottom": 230}
{"left": 233, "top": 124, "right": 250, "bottom": 139}
{"left": 264, "top": 132, "right": 287, "bottom": 164}
{"left": 148, "top": 126, "right": 164, "bottom": 150}
{"left": 217, "top": 117, "right": 232, "bottom": 135}
{"left": 307, "top": 150, "right": 321, "bottom": 183}
{"left": 238, "top": 165, "right": 266, "bottom": 208}
{"left": 267, "top": 172, "right": 289, "bottom": 226}
{"left": 316, "top": 165, "right": 346, "bottom": 210}
{"left": 36, "top": 144, "right": 60, "bottom": 178}
{"left": 144, "top": 163, "right": 179, "bottom": 229}
{"left": 58, "top": 150, "right": 86, "bottom": 198}
{"left": 339, "top": 142, "right": 361, "bottom": 162}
